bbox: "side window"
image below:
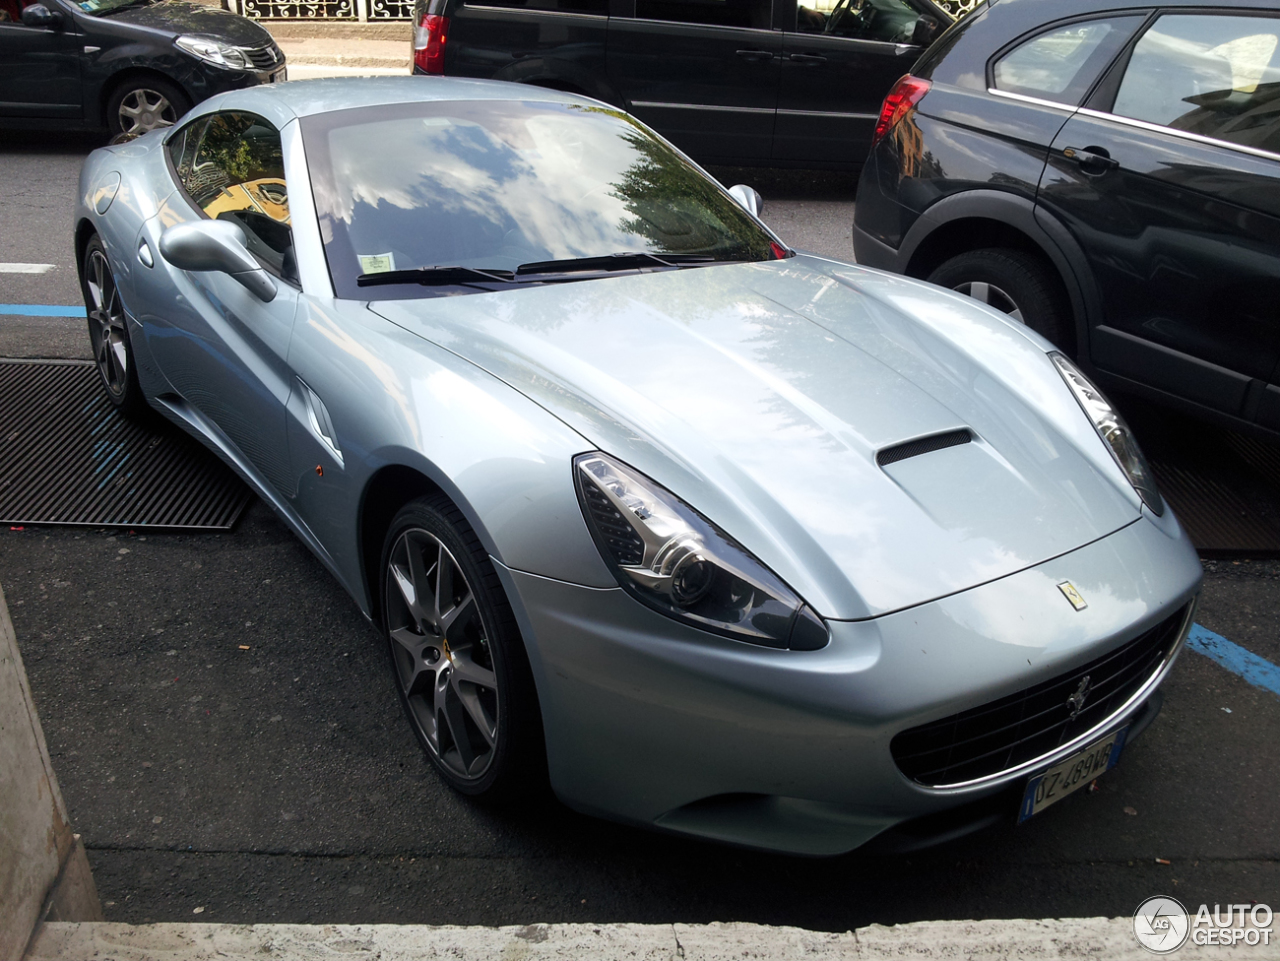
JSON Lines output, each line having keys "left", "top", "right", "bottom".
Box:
{"left": 798, "top": 0, "right": 924, "bottom": 44}
{"left": 184, "top": 111, "right": 297, "bottom": 284}
{"left": 166, "top": 117, "right": 208, "bottom": 187}
{"left": 1112, "top": 14, "right": 1280, "bottom": 155}
{"left": 993, "top": 16, "right": 1144, "bottom": 105}
{"left": 635, "top": 0, "right": 770, "bottom": 31}
{"left": 463, "top": 0, "right": 606, "bottom": 11}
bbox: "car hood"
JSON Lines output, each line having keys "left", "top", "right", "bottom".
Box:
{"left": 100, "top": 0, "right": 272, "bottom": 44}
{"left": 370, "top": 257, "right": 1140, "bottom": 620}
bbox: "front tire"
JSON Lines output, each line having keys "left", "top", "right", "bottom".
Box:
{"left": 927, "top": 247, "right": 1072, "bottom": 353}
{"left": 81, "top": 235, "right": 147, "bottom": 417}
{"left": 381, "top": 494, "right": 544, "bottom": 801}
{"left": 106, "top": 76, "right": 190, "bottom": 138}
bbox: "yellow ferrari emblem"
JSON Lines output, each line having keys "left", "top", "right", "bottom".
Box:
{"left": 1057, "top": 581, "right": 1088, "bottom": 611}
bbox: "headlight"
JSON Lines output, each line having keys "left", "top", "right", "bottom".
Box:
{"left": 175, "top": 35, "right": 250, "bottom": 70}
{"left": 1050, "top": 352, "right": 1164, "bottom": 515}
{"left": 574, "top": 452, "right": 828, "bottom": 650}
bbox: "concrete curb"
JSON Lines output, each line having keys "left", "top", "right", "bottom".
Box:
{"left": 23, "top": 919, "right": 1258, "bottom": 960}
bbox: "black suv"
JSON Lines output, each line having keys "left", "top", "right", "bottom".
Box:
{"left": 410, "top": 0, "right": 952, "bottom": 166}
{"left": 854, "top": 0, "right": 1280, "bottom": 435}
{"left": 0, "top": 0, "right": 284, "bottom": 137}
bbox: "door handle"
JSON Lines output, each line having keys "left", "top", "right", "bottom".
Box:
{"left": 787, "top": 52, "right": 827, "bottom": 64}
{"left": 1063, "top": 145, "right": 1119, "bottom": 174}
{"left": 735, "top": 49, "right": 775, "bottom": 61}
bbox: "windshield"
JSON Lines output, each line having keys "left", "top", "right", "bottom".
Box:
{"left": 77, "top": 0, "right": 154, "bottom": 15}
{"left": 301, "top": 100, "right": 783, "bottom": 299}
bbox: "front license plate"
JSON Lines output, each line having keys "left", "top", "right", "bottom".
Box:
{"left": 1017, "top": 726, "right": 1128, "bottom": 824}
{"left": 271, "top": 67, "right": 287, "bottom": 83}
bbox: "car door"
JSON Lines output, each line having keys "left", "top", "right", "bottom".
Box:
{"left": 606, "top": 0, "right": 781, "bottom": 162}
{"left": 1038, "top": 11, "right": 1280, "bottom": 423}
{"left": 775, "top": 0, "right": 929, "bottom": 165}
{"left": 140, "top": 110, "right": 300, "bottom": 496}
{"left": 0, "top": 0, "right": 82, "bottom": 119}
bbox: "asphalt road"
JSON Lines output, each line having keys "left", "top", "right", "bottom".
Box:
{"left": 1, "top": 129, "right": 1277, "bottom": 931}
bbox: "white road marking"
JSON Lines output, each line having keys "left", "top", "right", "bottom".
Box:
{"left": 0, "top": 263, "right": 57, "bottom": 274}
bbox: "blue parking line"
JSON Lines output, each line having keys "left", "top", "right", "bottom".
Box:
{"left": 0, "top": 304, "right": 87, "bottom": 317}
{"left": 1187, "top": 623, "right": 1280, "bottom": 697}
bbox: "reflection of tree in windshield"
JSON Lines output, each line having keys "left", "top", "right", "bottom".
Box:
{"left": 589, "top": 109, "right": 774, "bottom": 260}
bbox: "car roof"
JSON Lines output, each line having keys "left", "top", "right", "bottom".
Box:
{"left": 989, "top": 0, "right": 1279, "bottom": 13}
{"left": 193, "top": 75, "right": 593, "bottom": 126}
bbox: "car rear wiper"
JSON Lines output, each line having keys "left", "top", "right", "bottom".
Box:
{"left": 516, "top": 252, "right": 720, "bottom": 275}
{"left": 357, "top": 266, "right": 516, "bottom": 288}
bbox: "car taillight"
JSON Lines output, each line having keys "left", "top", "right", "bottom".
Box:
{"left": 413, "top": 14, "right": 448, "bottom": 74}
{"left": 872, "top": 75, "right": 931, "bottom": 148}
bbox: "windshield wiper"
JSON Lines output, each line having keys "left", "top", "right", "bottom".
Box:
{"left": 516, "top": 252, "right": 720, "bottom": 275}
{"left": 357, "top": 266, "right": 516, "bottom": 288}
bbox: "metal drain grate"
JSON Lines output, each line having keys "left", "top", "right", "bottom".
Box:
{"left": 0, "top": 360, "right": 251, "bottom": 529}
{"left": 1122, "top": 397, "right": 1280, "bottom": 555}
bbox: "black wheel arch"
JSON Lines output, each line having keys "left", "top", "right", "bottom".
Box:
{"left": 897, "top": 191, "right": 1101, "bottom": 364}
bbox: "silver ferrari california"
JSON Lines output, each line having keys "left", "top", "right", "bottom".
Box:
{"left": 75, "top": 77, "right": 1201, "bottom": 856}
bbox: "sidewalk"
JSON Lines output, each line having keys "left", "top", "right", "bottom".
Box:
{"left": 272, "top": 29, "right": 411, "bottom": 79}
{"left": 24, "top": 918, "right": 1258, "bottom": 960}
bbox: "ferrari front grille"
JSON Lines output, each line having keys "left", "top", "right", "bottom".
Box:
{"left": 890, "top": 604, "right": 1189, "bottom": 787}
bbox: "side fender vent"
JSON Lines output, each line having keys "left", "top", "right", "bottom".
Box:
{"left": 876, "top": 428, "right": 972, "bottom": 468}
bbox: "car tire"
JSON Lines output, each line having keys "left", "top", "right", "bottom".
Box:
{"left": 81, "top": 234, "right": 148, "bottom": 418}
{"left": 927, "top": 248, "right": 1072, "bottom": 353}
{"left": 381, "top": 494, "right": 545, "bottom": 802}
{"left": 106, "top": 76, "right": 191, "bottom": 138}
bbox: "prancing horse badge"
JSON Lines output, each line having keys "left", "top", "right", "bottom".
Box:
{"left": 1057, "top": 581, "right": 1088, "bottom": 611}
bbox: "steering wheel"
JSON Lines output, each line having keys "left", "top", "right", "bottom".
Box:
{"left": 823, "top": 0, "right": 855, "bottom": 34}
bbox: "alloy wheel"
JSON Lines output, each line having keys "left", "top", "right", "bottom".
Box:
{"left": 86, "top": 249, "right": 129, "bottom": 397}
{"left": 385, "top": 528, "right": 499, "bottom": 780}
{"left": 953, "top": 280, "right": 1025, "bottom": 323}
{"left": 116, "top": 88, "right": 177, "bottom": 136}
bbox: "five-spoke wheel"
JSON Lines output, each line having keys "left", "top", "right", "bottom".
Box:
{"left": 106, "top": 77, "right": 191, "bottom": 139}
{"left": 381, "top": 496, "right": 544, "bottom": 799}
{"left": 80, "top": 235, "right": 145, "bottom": 415}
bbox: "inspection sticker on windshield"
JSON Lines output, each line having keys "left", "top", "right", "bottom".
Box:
{"left": 1018, "top": 726, "right": 1127, "bottom": 823}
{"left": 359, "top": 252, "right": 396, "bottom": 274}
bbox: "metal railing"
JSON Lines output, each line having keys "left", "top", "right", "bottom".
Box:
{"left": 229, "top": 0, "right": 413, "bottom": 20}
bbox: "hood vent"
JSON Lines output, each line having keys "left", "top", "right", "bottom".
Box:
{"left": 876, "top": 428, "right": 972, "bottom": 468}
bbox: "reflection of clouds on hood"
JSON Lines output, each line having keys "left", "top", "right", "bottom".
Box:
{"left": 320, "top": 108, "right": 648, "bottom": 262}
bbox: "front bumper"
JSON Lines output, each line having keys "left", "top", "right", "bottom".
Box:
{"left": 498, "top": 510, "right": 1201, "bottom": 856}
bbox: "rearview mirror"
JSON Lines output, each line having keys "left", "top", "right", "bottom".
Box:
{"left": 727, "top": 184, "right": 763, "bottom": 218}
{"left": 21, "top": 4, "right": 63, "bottom": 27}
{"left": 159, "top": 220, "right": 277, "bottom": 302}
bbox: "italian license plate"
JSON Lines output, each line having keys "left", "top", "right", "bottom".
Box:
{"left": 271, "top": 67, "right": 287, "bottom": 83}
{"left": 1017, "top": 726, "right": 1127, "bottom": 824}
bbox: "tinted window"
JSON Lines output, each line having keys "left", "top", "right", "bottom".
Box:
{"left": 993, "top": 17, "right": 1143, "bottom": 105}
{"left": 464, "top": 0, "right": 606, "bottom": 12}
{"left": 636, "top": 0, "right": 770, "bottom": 30}
{"left": 1113, "top": 14, "right": 1280, "bottom": 155}
{"left": 797, "top": 0, "right": 923, "bottom": 43}
{"left": 183, "top": 112, "right": 296, "bottom": 283}
{"left": 301, "top": 100, "right": 780, "bottom": 300}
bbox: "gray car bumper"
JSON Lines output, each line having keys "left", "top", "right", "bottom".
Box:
{"left": 497, "top": 508, "right": 1201, "bottom": 856}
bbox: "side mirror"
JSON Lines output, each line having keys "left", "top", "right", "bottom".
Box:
{"left": 727, "top": 183, "right": 763, "bottom": 218}
{"left": 21, "top": 4, "right": 63, "bottom": 27}
{"left": 911, "top": 15, "right": 939, "bottom": 46}
{"left": 159, "top": 220, "right": 277, "bottom": 302}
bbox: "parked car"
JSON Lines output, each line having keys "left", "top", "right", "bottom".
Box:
{"left": 409, "top": 0, "right": 952, "bottom": 167}
{"left": 854, "top": 0, "right": 1280, "bottom": 436}
{"left": 0, "top": 0, "right": 285, "bottom": 137}
{"left": 76, "top": 77, "right": 1199, "bottom": 855}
